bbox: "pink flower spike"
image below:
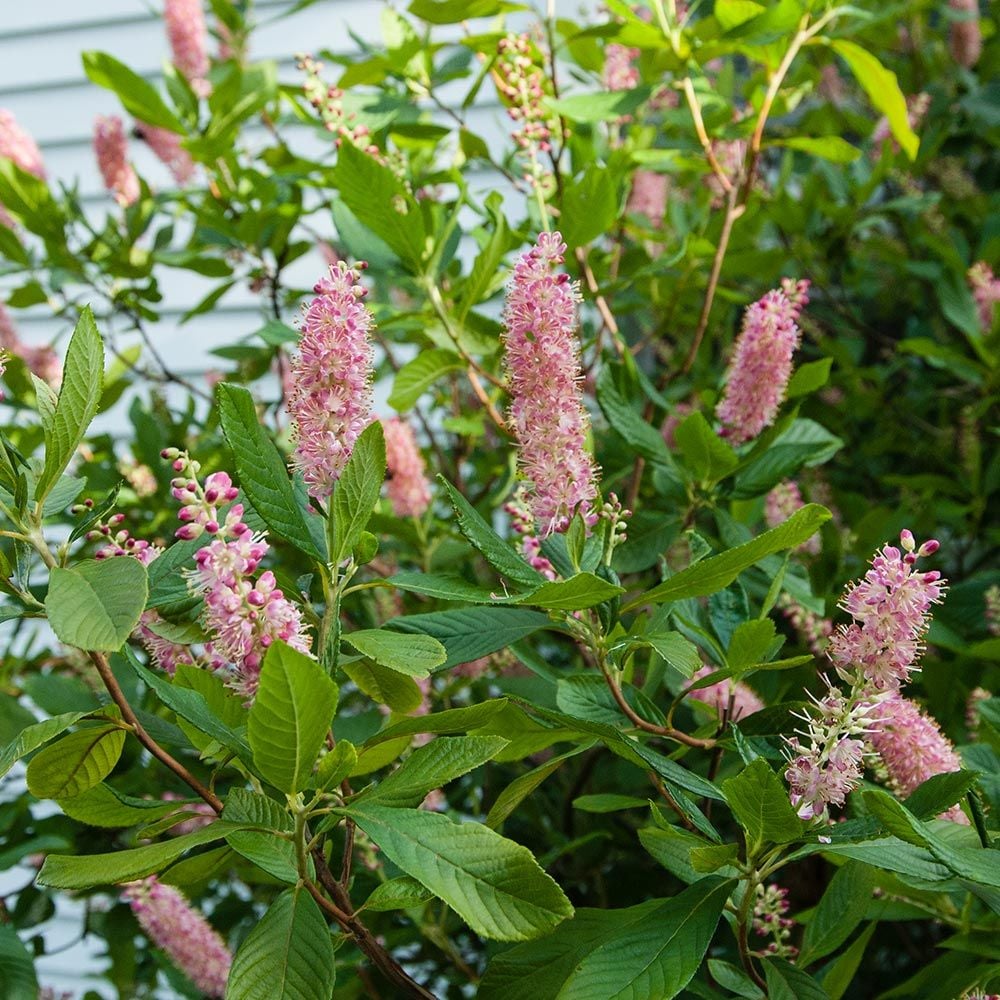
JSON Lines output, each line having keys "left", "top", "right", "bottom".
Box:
{"left": 0, "top": 108, "right": 46, "bottom": 179}
{"left": 164, "top": 0, "right": 211, "bottom": 97}
{"left": 136, "top": 122, "right": 196, "bottom": 183}
{"left": 381, "top": 416, "right": 431, "bottom": 518}
{"left": 502, "top": 232, "right": 599, "bottom": 535}
{"left": 968, "top": 262, "right": 1000, "bottom": 332}
{"left": 287, "top": 262, "right": 375, "bottom": 500}
{"left": 94, "top": 116, "right": 140, "bottom": 207}
{"left": 687, "top": 665, "right": 765, "bottom": 721}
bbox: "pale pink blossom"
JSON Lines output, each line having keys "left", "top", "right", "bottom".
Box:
{"left": 968, "top": 262, "right": 1000, "bottom": 332}
{"left": 627, "top": 170, "right": 669, "bottom": 228}
{"left": 688, "top": 665, "right": 764, "bottom": 721}
{"left": 136, "top": 123, "right": 195, "bottom": 183}
{"left": 287, "top": 262, "right": 374, "bottom": 500}
{"left": 122, "top": 877, "right": 231, "bottom": 996}
{"left": 765, "top": 481, "right": 820, "bottom": 554}
{"left": 870, "top": 693, "right": 968, "bottom": 823}
{"left": 716, "top": 283, "right": 809, "bottom": 445}
{"left": 603, "top": 43, "right": 640, "bottom": 92}
{"left": 503, "top": 232, "right": 599, "bottom": 535}
{"left": 382, "top": 417, "right": 431, "bottom": 518}
{"left": 134, "top": 610, "right": 196, "bottom": 676}
{"left": 949, "top": 0, "right": 982, "bottom": 68}
{"left": 0, "top": 301, "right": 61, "bottom": 386}
{"left": 827, "top": 531, "right": 945, "bottom": 690}
{"left": 966, "top": 687, "right": 991, "bottom": 737}
{"left": 505, "top": 488, "right": 558, "bottom": 578}
{"left": 777, "top": 593, "right": 833, "bottom": 656}
{"left": 0, "top": 108, "right": 45, "bottom": 178}
{"left": 165, "top": 0, "right": 211, "bottom": 97}
{"left": 94, "top": 116, "right": 140, "bottom": 207}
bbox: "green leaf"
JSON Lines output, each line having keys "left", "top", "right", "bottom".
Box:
{"left": 57, "top": 783, "right": 183, "bottom": 828}
{"left": 728, "top": 619, "right": 778, "bottom": 671}
{"left": 486, "top": 747, "right": 585, "bottom": 829}
{"left": 365, "top": 700, "right": 510, "bottom": 746}
{"left": 363, "top": 875, "right": 434, "bottom": 912}
{"left": 248, "top": 641, "right": 338, "bottom": 793}
{"left": 217, "top": 383, "right": 324, "bottom": 560}
{"left": 46, "top": 558, "right": 148, "bottom": 651}
{"left": 799, "top": 861, "right": 876, "bottom": 966}
{"left": 557, "top": 674, "right": 665, "bottom": 728}
{"left": 387, "top": 572, "right": 500, "bottom": 603}
{"left": 0, "top": 711, "right": 91, "bottom": 778}
{"left": 832, "top": 39, "right": 918, "bottom": 160}
{"left": 331, "top": 421, "right": 386, "bottom": 563}
{"left": 0, "top": 926, "right": 37, "bottom": 1000}
{"left": 458, "top": 198, "right": 512, "bottom": 318}
{"left": 674, "top": 411, "right": 739, "bottom": 484}
{"left": 479, "top": 876, "right": 734, "bottom": 999}
{"left": 408, "top": 0, "right": 513, "bottom": 23}
{"left": 343, "top": 659, "right": 423, "bottom": 713}
{"left": 627, "top": 505, "right": 830, "bottom": 609}
{"left": 514, "top": 572, "right": 624, "bottom": 611}
{"left": 786, "top": 359, "right": 833, "bottom": 398}
{"left": 573, "top": 794, "right": 648, "bottom": 813}
{"left": 335, "top": 140, "right": 427, "bottom": 271}
{"left": 439, "top": 477, "right": 544, "bottom": 588}
{"left": 82, "top": 51, "right": 183, "bottom": 132}
{"left": 645, "top": 630, "right": 702, "bottom": 677}
{"left": 721, "top": 758, "right": 802, "bottom": 852}
{"left": 902, "top": 770, "right": 980, "bottom": 820}
{"left": 361, "top": 735, "right": 508, "bottom": 808}
{"left": 26, "top": 725, "right": 125, "bottom": 799}
{"left": 560, "top": 165, "right": 619, "bottom": 249}
{"left": 733, "top": 420, "right": 843, "bottom": 498}
{"left": 690, "top": 842, "right": 741, "bottom": 873}
{"left": 226, "top": 886, "right": 336, "bottom": 1000}
{"left": 315, "top": 741, "right": 357, "bottom": 790}
{"left": 388, "top": 349, "right": 463, "bottom": 411}
{"left": 764, "top": 958, "right": 830, "bottom": 1000}
{"left": 819, "top": 923, "right": 876, "bottom": 1000}
{"left": 343, "top": 802, "right": 573, "bottom": 940}
{"left": 37, "top": 821, "right": 254, "bottom": 889}
{"left": 344, "top": 628, "right": 445, "bottom": 678}
{"left": 772, "top": 136, "right": 860, "bottom": 163}
{"left": 223, "top": 789, "right": 300, "bottom": 884}
{"left": 37, "top": 307, "right": 104, "bottom": 502}
{"left": 548, "top": 87, "right": 652, "bottom": 123}
{"left": 389, "top": 607, "right": 551, "bottom": 669}
{"left": 596, "top": 367, "right": 673, "bottom": 466}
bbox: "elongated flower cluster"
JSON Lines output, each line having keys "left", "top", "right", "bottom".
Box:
{"left": 627, "top": 170, "right": 669, "bottom": 228}
{"left": 752, "top": 883, "right": 797, "bottom": 959}
{"left": 504, "top": 486, "right": 557, "bottom": 579}
{"left": 870, "top": 693, "right": 967, "bottom": 822}
{"left": 503, "top": 232, "right": 599, "bottom": 535}
{"left": 777, "top": 593, "right": 833, "bottom": 655}
{"left": 949, "top": 0, "right": 982, "bottom": 68}
{"left": 1, "top": 108, "right": 45, "bottom": 228}
{"left": 716, "top": 282, "right": 809, "bottom": 445}
{"left": 968, "top": 262, "right": 1000, "bottom": 332}
{"left": 492, "top": 34, "right": 560, "bottom": 154}
{"left": 688, "top": 665, "right": 764, "bottom": 721}
{"left": 299, "top": 54, "right": 381, "bottom": 158}
{"left": 94, "top": 116, "right": 139, "bottom": 207}
{"left": 136, "top": 123, "right": 196, "bottom": 183}
{"left": 288, "top": 262, "right": 374, "bottom": 500}
{"left": 123, "top": 877, "right": 231, "bottom": 997}
{"left": 165, "top": 0, "right": 211, "bottom": 97}
{"left": 603, "top": 43, "right": 640, "bottom": 92}
{"left": 765, "top": 480, "right": 820, "bottom": 554}
{"left": 382, "top": 417, "right": 431, "bottom": 518}
{"left": 164, "top": 449, "right": 311, "bottom": 696}
{"left": 827, "top": 531, "right": 944, "bottom": 690}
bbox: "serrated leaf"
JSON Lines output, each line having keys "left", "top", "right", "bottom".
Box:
{"left": 478, "top": 876, "right": 733, "bottom": 999}
{"left": 548, "top": 87, "right": 652, "bottom": 123}
{"left": 315, "top": 741, "right": 357, "bottom": 790}
{"left": 343, "top": 802, "right": 573, "bottom": 940}
{"left": 57, "top": 783, "right": 184, "bottom": 828}
{"left": 26, "top": 725, "right": 126, "bottom": 799}
{"left": 557, "top": 674, "right": 665, "bottom": 728}
{"left": 248, "top": 641, "right": 338, "bottom": 793}
{"left": 363, "top": 875, "right": 434, "bottom": 912}
{"left": 37, "top": 307, "right": 104, "bottom": 501}
{"left": 487, "top": 747, "right": 584, "bottom": 829}
{"left": 226, "top": 886, "right": 335, "bottom": 1000}
{"left": 514, "top": 572, "right": 623, "bottom": 611}
{"left": 332, "top": 421, "right": 386, "bottom": 564}
{"left": 675, "top": 411, "right": 739, "bottom": 484}
{"left": 343, "top": 659, "right": 423, "bottom": 712}
{"left": 82, "top": 51, "right": 183, "bottom": 132}
{"left": 343, "top": 628, "right": 445, "bottom": 677}
{"left": 217, "top": 382, "right": 324, "bottom": 560}
{"left": 361, "top": 735, "right": 508, "bottom": 808}
{"left": 0, "top": 711, "right": 91, "bottom": 778}
{"left": 764, "top": 957, "right": 830, "bottom": 1000}
{"left": 560, "top": 165, "right": 619, "bottom": 249}
{"left": 728, "top": 619, "right": 777, "bottom": 671}
{"left": 596, "top": 367, "right": 673, "bottom": 466}
{"left": 786, "top": 358, "right": 833, "bottom": 399}
{"left": 627, "top": 505, "right": 830, "bottom": 609}
{"left": 0, "top": 926, "right": 37, "bottom": 1000}
{"left": 388, "top": 349, "right": 463, "bottom": 411}
{"left": 387, "top": 572, "right": 500, "bottom": 603}
{"left": 902, "top": 770, "right": 980, "bottom": 820}
{"left": 223, "top": 789, "right": 300, "bottom": 884}
{"left": 46, "top": 558, "right": 147, "bottom": 651}
{"left": 721, "top": 758, "right": 802, "bottom": 852}
{"left": 799, "top": 861, "right": 876, "bottom": 966}
{"left": 365, "top": 700, "right": 509, "bottom": 746}
{"left": 645, "top": 631, "right": 701, "bottom": 677}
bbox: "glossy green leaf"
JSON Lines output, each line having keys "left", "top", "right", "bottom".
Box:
{"left": 721, "top": 758, "right": 802, "bottom": 852}
{"left": 645, "top": 631, "right": 702, "bottom": 677}
{"left": 486, "top": 747, "right": 585, "bottom": 829}
{"left": 819, "top": 924, "right": 876, "bottom": 1000}
{"left": 674, "top": 411, "right": 739, "bottom": 484}
{"left": 26, "top": 725, "right": 126, "bottom": 799}
{"left": 58, "top": 783, "right": 186, "bottom": 828}
{"left": 343, "top": 628, "right": 445, "bottom": 678}
{"left": 223, "top": 789, "right": 300, "bottom": 884}
{"left": 799, "top": 861, "right": 877, "bottom": 966}
{"left": 764, "top": 957, "right": 831, "bottom": 1000}
{"left": 82, "top": 51, "right": 183, "bottom": 132}
{"left": 365, "top": 700, "right": 510, "bottom": 746}
{"left": 0, "top": 712, "right": 90, "bottom": 778}
{"left": 332, "top": 421, "right": 386, "bottom": 564}
{"left": 343, "top": 659, "right": 423, "bottom": 712}
{"left": 388, "top": 349, "right": 463, "bottom": 411}
{"left": 248, "top": 641, "right": 338, "bottom": 793}
{"left": 515, "top": 572, "right": 624, "bottom": 611}
{"left": 363, "top": 875, "right": 434, "bottom": 912}
{"left": 728, "top": 619, "right": 778, "bottom": 671}
{"left": 560, "top": 165, "right": 619, "bottom": 249}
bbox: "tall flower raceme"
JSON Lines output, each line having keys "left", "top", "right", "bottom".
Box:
{"left": 287, "top": 261, "right": 374, "bottom": 501}
{"left": 603, "top": 43, "right": 640, "bottom": 92}
{"left": 948, "top": 0, "right": 982, "bottom": 68}
{"left": 381, "top": 416, "right": 431, "bottom": 518}
{"left": 0, "top": 108, "right": 46, "bottom": 228}
{"left": 716, "top": 280, "right": 810, "bottom": 445}
{"left": 122, "top": 877, "right": 231, "bottom": 997}
{"left": 870, "top": 693, "right": 968, "bottom": 823}
{"left": 136, "top": 123, "right": 196, "bottom": 184}
{"left": 491, "top": 34, "right": 560, "bottom": 156}
{"left": 502, "top": 232, "right": 599, "bottom": 535}
{"left": 93, "top": 116, "right": 140, "bottom": 207}
{"left": 687, "top": 665, "right": 765, "bottom": 721}
{"left": 968, "top": 262, "right": 1000, "bottom": 332}
{"left": 162, "top": 450, "right": 311, "bottom": 697}
{"left": 164, "top": 0, "right": 211, "bottom": 98}
{"left": 0, "top": 301, "right": 62, "bottom": 386}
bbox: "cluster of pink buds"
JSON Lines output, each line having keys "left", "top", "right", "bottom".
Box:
{"left": 627, "top": 170, "right": 669, "bottom": 229}
{"left": 492, "top": 34, "right": 560, "bottom": 154}
{"left": 597, "top": 492, "right": 631, "bottom": 561}
{"left": 716, "top": 281, "right": 809, "bottom": 445}
{"left": 776, "top": 593, "right": 833, "bottom": 655}
{"left": 164, "top": 0, "right": 211, "bottom": 98}
{"left": 968, "top": 262, "right": 1000, "bottom": 332}
{"left": 90, "top": 514, "right": 162, "bottom": 565}
{"left": 299, "top": 54, "right": 382, "bottom": 159}
{"left": 504, "top": 487, "right": 557, "bottom": 580}
{"left": 765, "top": 481, "right": 820, "bottom": 554}
{"left": 93, "top": 116, "right": 140, "bottom": 207}
{"left": 752, "top": 883, "right": 797, "bottom": 959}
{"left": 949, "top": 0, "right": 982, "bottom": 68}
{"left": 164, "top": 450, "right": 242, "bottom": 541}
{"left": 603, "top": 43, "right": 640, "bottom": 93}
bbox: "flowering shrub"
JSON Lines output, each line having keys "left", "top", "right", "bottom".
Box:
{"left": 0, "top": 2, "right": 998, "bottom": 999}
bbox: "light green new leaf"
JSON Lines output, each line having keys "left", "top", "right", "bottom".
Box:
{"left": 344, "top": 628, "right": 445, "bottom": 678}
{"left": 332, "top": 421, "right": 386, "bottom": 564}
{"left": 344, "top": 803, "right": 573, "bottom": 940}
{"left": 728, "top": 619, "right": 778, "bottom": 671}
{"left": 37, "top": 307, "right": 104, "bottom": 502}
{"left": 217, "top": 383, "right": 324, "bottom": 560}
{"left": 645, "top": 631, "right": 701, "bottom": 677}
{"left": 360, "top": 735, "right": 508, "bottom": 808}
{"left": 315, "top": 741, "right": 357, "bottom": 791}
{"left": 26, "top": 725, "right": 125, "bottom": 799}
{"left": 627, "top": 505, "right": 830, "bottom": 609}
{"left": 46, "top": 558, "right": 147, "bottom": 651}
{"left": 82, "top": 51, "right": 183, "bottom": 132}
{"left": 343, "top": 659, "right": 423, "bottom": 713}
{"left": 0, "top": 711, "right": 90, "bottom": 778}
{"left": 248, "top": 641, "right": 338, "bottom": 793}
{"left": 0, "top": 925, "right": 37, "bottom": 1000}
{"left": 721, "top": 758, "right": 802, "bottom": 852}
{"left": 363, "top": 876, "right": 434, "bottom": 912}
{"left": 225, "top": 886, "right": 335, "bottom": 1000}
{"left": 773, "top": 136, "right": 860, "bottom": 163}
{"left": 388, "top": 349, "right": 463, "bottom": 411}
{"left": 832, "top": 40, "right": 918, "bottom": 160}
{"left": 478, "top": 876, "right": 733, "bottom": 999}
